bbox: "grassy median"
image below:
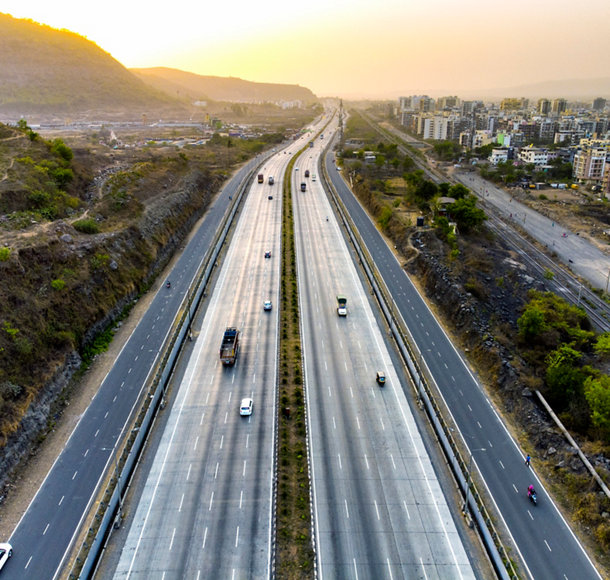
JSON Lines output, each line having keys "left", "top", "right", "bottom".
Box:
{"left": 275, "top": 149, "right": 314, "bottom": 578}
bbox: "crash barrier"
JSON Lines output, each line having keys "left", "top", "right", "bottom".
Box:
{"left": 320, "top": 150, "right": 517, "bottom": 580}
{"left": 68, "top": 152, "right": 273, "bottom": 579}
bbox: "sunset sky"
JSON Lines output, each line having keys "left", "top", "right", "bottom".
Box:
{"left": 3, "top": 0, "right": 609, "bottom": 98}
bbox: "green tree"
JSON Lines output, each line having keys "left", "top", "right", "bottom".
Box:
{"left": 584, "top": 374, "right": 610, "bottom": 441}
{"left": 448, "top": 195, "right": 486, "bottom": 233}
{"left": 518, "top": 305, "right": 547, "bottom": 340}
{"left": 448, "top": 183, "right": 469, "bottom": 199}
{"left": 594, "top": 333, "right": 610, "bottom": 357}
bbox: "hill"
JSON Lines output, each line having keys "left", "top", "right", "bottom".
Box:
{"left": 0, "top": 13, "right": 185, "bottom": 120}
{"left": 131, "top": 67, "right": 318, "bottom": 105}
{"left": 463, "top": 77, "right": 610, "bottom": 101}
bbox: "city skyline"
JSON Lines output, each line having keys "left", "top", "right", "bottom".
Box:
{"left": 2, "top": 0, "right": 610, "bottom": 99}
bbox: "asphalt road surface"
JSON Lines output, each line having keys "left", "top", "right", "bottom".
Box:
{"left": 324, "top": 135, "right": 603, "bottom": 580}
{"left": 296, "top": 130, "right": 476, "bottom": 579}
{"left": 108, "top": 129, "right": 320, "bottom": 578}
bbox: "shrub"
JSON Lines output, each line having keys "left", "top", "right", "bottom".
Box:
{"left": 51, "top": 279, "right": 66, "bottom": 291}
{"left": 73, "top": 219, "right": 100, "bottom": 234}
{"left": 0, "top": 247, "right": 11, "bottom": 262}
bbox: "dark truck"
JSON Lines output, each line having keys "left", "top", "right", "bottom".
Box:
{"left": 220, "top": 327, "right": 240, "bottom": 365}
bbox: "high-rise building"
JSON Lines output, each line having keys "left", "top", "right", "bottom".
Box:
{"left": 551, "top": 98, "right": 567, "bottom": 114}
{"left": 593, "top": 98, "right": 607, "bottom": 111}
{"left": 538, "top": 99, "right": 551, "bottom": 115}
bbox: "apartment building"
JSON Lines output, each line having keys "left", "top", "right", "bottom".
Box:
{"left": 518, "top": 145, "right": 550, "bottom": 167}
{"left": 573, "top": 143, "right": 610, "bottom": 183}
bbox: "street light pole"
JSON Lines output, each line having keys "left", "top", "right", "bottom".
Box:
{"left": 462, "top": 447, "right": 486, "bottom": 516}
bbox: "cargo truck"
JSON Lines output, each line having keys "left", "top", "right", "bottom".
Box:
{"left": 336, "top": 295, "right": 347, "bottom": 316}
{"left": 220, "top": 327, "right": 240, "bottom": 365}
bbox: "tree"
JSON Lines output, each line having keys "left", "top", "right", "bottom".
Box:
{"left": 518, "top": 305, "right": 547, "bottom": 341}
{"left": 448, "top": 195, "right": 486, "bottom": 233}
{"left": 594, "top": 333, "right": 610, "bottom": 357}
{"left": 448, "top": 183, "right": 469, "bottom": 199}
{"left": 584, "top": 374, "right": 610, "bottom": 441}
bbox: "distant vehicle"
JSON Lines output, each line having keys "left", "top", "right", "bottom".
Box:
{"left": 0, "top": 543, "right": 13, "bottom": 572}
{"left": 336, "top": 294, "right": 347, "bottom": 316}
{"left": 312, "top": 174, "right": 317, "bottom": 181}
{"left": 258, "top": 174, "right": 264, "bottom": 183}
{"left": 268, "top": 176, "right": 274, "bottom": 185}
{"left": 295, "top": 167, "right": 299, "bottom": 171}
{"left": 263, "top": 300, "right": 272, "bottom": 311}
{"left": 240, "top": 397, "right": 253, "bottom": 416}
{"left": 300, "top": 182, "right": 306, "bottom": 192}
{"left": 320, "top": 134, "right": 324, "bottom": 139}
{"left": 376, "top": 371, "right": 386, "bottom": 385}
{"left": 265, "top": 251, "right": 271, "bottom": 258}
{"left": 304, "top": 169, "right": 310, "bottom": 178}
{"left": 309, "top": 141, "right": 314, "bottom": 148}
{"left": 268, "top": 195, "right": 273, "bottom": 200}
{"left": 220, "top": 327, "right": 240, "bottom": 366}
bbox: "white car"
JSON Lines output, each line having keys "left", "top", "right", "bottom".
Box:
{"left": 0, "top": 543, "right": 12, "bottom": 572}
{"left": 240, "top": 398, "right": 253, "bottom": 416}
{"left": 263, "top": 300, "right": 272, "bottom": 311}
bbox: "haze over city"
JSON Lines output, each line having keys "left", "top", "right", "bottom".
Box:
{"left": 4, "top": 0, "right": 610, "bottom": 98}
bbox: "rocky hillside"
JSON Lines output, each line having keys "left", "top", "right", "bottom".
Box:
{"left": 131, "top": 67, "right": 318, "bottom": 104}
{"left": 0, "top": 13, "right": 184, "bottom": 120}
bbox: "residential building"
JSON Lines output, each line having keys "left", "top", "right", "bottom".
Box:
{"left": 538, "top": 99, "right": 551, "bottom": 115}
{"left": 518, "top": 145, "right": 549, "bottom": 167}
{"left": 489, "top": 147, "right": 510, "bottom": 165}
{"left": 551, "top": 98, "right": 567, "bottom": 115}
{"left": 593, "top": 98, "right": 607, "bottom": 112}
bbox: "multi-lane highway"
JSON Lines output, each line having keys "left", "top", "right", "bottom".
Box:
{"left": 324, "top": 131, "right": 603, "bottom": 579}
{"left": 110, "top": 144, "right": 292, "bottom": 578}
{"left": 294, "top": 135, "right": 475, "bottom": 578}
{"left": 3, "top": 149, "right": 274, "bottom": 580}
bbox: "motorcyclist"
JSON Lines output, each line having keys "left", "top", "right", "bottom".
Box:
{"left": 166, "top": 281, "right": 171, "bottom": 288}
{"left": 527, "top": 484, "right": 536, "bottom": 498}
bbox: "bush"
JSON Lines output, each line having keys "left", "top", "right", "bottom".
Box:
{"left": 73, "top": 219, "right": 100, "bottom": 234}
{"left": 0, "top": 247, "right": 11, "bottom": 262}
{"left": 51, "top": 279, "right": 66, "bottom": 291}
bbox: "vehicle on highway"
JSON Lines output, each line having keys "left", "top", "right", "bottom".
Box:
{"left": 376, "top": 371, "right": 386, "bottom": 385}
{"left": 0, "top": 543, "right": 12, "bottom": 572}
{"left": 305, "top": 169, "right": 310, "bottom": 178}
{"left": 268, "top": 195, "right": 273, "bottom": 200}
{"left": 265, "top": 251, "right": 271, "bottom": 258}
{"left": 258, "top": 174, "right": 264, "bottom": 183}
{"left": 312, "top": 174, "right": 317, "bottom": 181}
{"left": 220, "top": 327, "right": 240, "bottom": 366}
{"left": 263, "top": 300, "right": 272, "bottom": 311}
{"left": 240, "top": 398, "right": 253, "bottom": 416}
{"left": 337, "top": 294, "right": 347, "bottom": 316}
{"left": 300, "top": 182, "right": 306, "bottom": 192}
{"left": 295, "top": 167, "right": 298, "bottom": 171}
{"left": 268, "top": 176, "right": 274, "bottom": 185}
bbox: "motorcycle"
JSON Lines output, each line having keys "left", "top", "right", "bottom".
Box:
{"left": 166, "top": 281, "right": 171, "bottom": 289}
{"left": 528, "top": 490, "right": 537, "bottom": 506}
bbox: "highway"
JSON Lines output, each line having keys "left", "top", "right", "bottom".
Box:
{"left": 3, "top": 150, "right": 274, "bottom": 580}
{"left": 108, "top": 132, "right": 316, "bottom": 578}
{"left": 296, "top": 132, "right": 476, "bottom": 578}
{"left": 324, "top": 134, "right": 603, "bottom": 580}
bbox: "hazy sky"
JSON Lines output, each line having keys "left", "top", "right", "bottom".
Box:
{"left": 4, "top": 0, "right": 610, "bottom": 98}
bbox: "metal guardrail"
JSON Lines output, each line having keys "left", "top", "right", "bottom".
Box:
{"left": 67, "top": 159, "right": 264, "bottom": 579}
{"left": 320, "top": 149, "right": 517, "bottom": 580}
